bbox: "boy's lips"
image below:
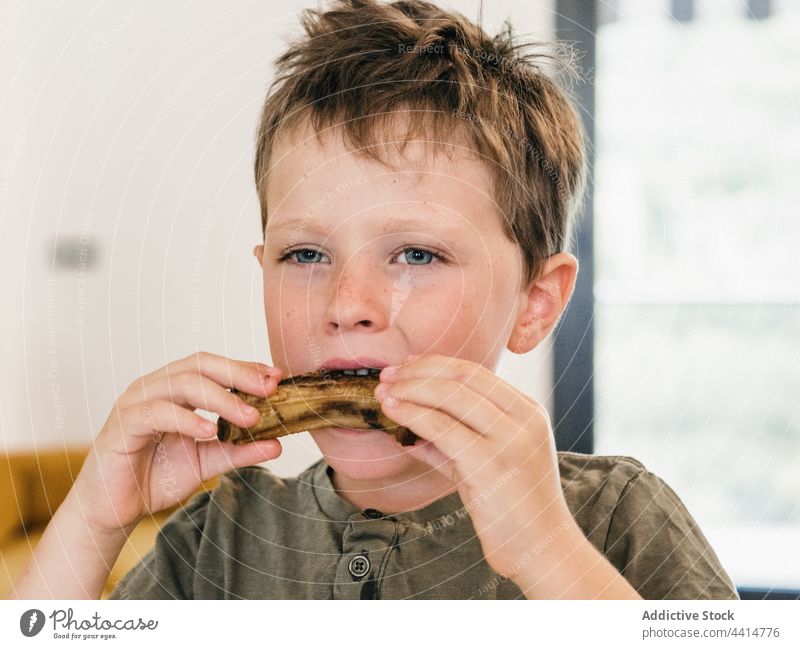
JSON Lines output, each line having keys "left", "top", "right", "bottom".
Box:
{"left": 319, "top": 356, "right": 393, "bottom": 371}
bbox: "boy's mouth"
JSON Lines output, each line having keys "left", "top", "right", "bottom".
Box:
{"left": 324, "top": 367, "right": 383, "bottom": 377}
{"left": 319, "top": 356, "right": 392, "bottom": 373}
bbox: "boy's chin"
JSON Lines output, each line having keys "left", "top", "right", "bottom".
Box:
{"left": 310, "top": 427, "right": 424, "bottom": 481}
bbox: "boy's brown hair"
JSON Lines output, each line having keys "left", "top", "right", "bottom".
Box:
{"left": 254, "top": 0, "right": 586, "bottom": 285}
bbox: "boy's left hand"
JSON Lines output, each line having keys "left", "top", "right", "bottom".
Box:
{"left": 375, "top": 352, "right": 578, "bottom": 586}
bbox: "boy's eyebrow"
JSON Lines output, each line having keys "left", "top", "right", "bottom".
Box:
{"left": 266, "top": 215, "right": 461, "bottom": 237}
{"left": 265, "top": 219, "right": 325, "bottom": 235}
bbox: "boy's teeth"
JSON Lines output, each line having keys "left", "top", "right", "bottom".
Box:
{"left": 341, "top": 368, "right": 377, "bottom": 376}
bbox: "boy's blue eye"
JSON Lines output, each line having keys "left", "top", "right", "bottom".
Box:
{"left": 277, "top": 246, "right": 445, "bottom": 266}
{"left": 401, "top": 248, "right": 435, "bottom": 265}
{"left": 292, "top": 249, "right": 327, "bottom": 264}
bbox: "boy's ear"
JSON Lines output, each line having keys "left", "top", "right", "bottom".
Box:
{"left": 253, "top": 244, "right": 264, "bottom": 269}
{"left": 507, "top": 252, "right": 579, "bottom": 354}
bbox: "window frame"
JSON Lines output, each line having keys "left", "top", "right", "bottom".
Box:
{"left": 553, "top": 0, "right": 596, "bottom": 456}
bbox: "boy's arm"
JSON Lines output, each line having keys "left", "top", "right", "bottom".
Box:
{"left": 6, "top": 487, "right": 134, "bottom": 600}
{"left": 512, "top": 519, "right": 643, "bottom": 599}
{"left": 7, "top": 352, "right": 282, "bottom": 601}
{"left": 105, "top": 489, "right": 213, "bottom": 600}
{"left": 375, "top": 354, "right": 738, "bottom": 600}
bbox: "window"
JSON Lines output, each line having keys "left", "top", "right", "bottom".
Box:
{"left": 555, "top": 0, "right": 800, "bottom": 594}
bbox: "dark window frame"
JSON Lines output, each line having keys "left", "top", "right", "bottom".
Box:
{"left": 553, "top": 0, "right": 596, "bottom": 456}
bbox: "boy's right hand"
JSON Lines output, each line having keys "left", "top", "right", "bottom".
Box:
{"left": 71, "top": 352, "right": 283, "bottom": 537}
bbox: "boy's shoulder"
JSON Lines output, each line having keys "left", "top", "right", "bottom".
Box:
{"left": 556, "top": 450, "right": 646, "bottom": 482}
{"left": 555, "top": 451, "right": 653, "bottom": 534}
{"left": 556, "top": 449, "right": 647, "bottom": 493}
{"left": 556, "top": 452, "right": 739, "bottom": 599}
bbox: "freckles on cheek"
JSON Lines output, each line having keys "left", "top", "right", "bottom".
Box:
{"left": 400, "top": 278, "right": 464, "bottom": 334}
{"left": 271, "top": 307, "right": 313, "bottom": 361}
{"left": 264, "top": 281, "right": 307, "bottom": 344}
{"left": 276, "top": 307, "right": 303, "bottom": 333}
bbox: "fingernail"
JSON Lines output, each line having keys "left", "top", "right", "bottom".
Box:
{"left": 201, "top": 421, "right": 216, "bottom": 435}
{"left": 380, "top": 366, "right": 397, "bottom": 381}
{"left": 244, "top": 405, "right": 259, "bottom": 417}
{"left": 384, "top": 393, "right": 399, "bottom": 407}
{"left": 260, "top": 373, "right": 278, "bottom": 387}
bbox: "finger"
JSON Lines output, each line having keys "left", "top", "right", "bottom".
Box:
{"left": 116, "top": 399, "right": 218, "bottom": 442}
{"left": 131, "top": 351, "right": 283, "bottom": 401}
{"left": 377, "top": 377, "right": 512, "bottom": 440}
{"left": 134, "top": 372, "right": 263, "bottom": 429}
{"left": 381, "top": 353, "right": 536, "bottom": 418}
{"left": 380, "top": 397, "right": 490, "bottom": 477}
{"left": 197, "top": 438, "right": 283, "bottom": 480}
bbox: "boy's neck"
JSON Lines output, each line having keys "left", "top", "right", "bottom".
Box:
{"left": 329, "top": 465, "right": 459, "bottom": 515}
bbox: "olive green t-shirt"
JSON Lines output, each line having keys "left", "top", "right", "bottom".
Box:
{"left": 107, "top": 452, "right": 738, "bottom": 600}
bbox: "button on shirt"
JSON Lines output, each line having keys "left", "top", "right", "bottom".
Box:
{"left": 107, "top": 453, "right": 739, "bottom": 600}
{"left": 347, "top": 553, "right": 371, "bottom": 579}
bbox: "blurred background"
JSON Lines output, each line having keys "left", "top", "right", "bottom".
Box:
{"left": 0, "top": 0, "right": 797, "bottom": 598}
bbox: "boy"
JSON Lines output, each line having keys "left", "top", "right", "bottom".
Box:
{"left": 8, "top": 0, "right": 737, "bottom": 599}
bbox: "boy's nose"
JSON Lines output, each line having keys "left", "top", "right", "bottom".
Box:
{"left": 323, "top": 260, "right": 390, "bottom": 332}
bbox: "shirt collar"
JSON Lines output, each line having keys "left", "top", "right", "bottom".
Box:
{"left": 310, "top": 459, "right": 468, "bottom": 527}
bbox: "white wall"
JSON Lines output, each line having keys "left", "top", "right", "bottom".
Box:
{"left": 0, "top": 0, "right": 556, "bottom": 478}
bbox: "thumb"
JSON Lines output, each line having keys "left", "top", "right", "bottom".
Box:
{"left": 200, "top": 438, "right": 283, "bottom": 479}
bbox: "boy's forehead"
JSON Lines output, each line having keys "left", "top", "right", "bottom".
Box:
{"left": 266, "top": 118, "right": 492, "bottom": 213}
{"left": 275, "top": 129, "right": 443, "bottom": 180}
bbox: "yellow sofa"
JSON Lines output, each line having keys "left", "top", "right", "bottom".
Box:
{"left": 1, "top": 448, "right": 217, "bottom": 599}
